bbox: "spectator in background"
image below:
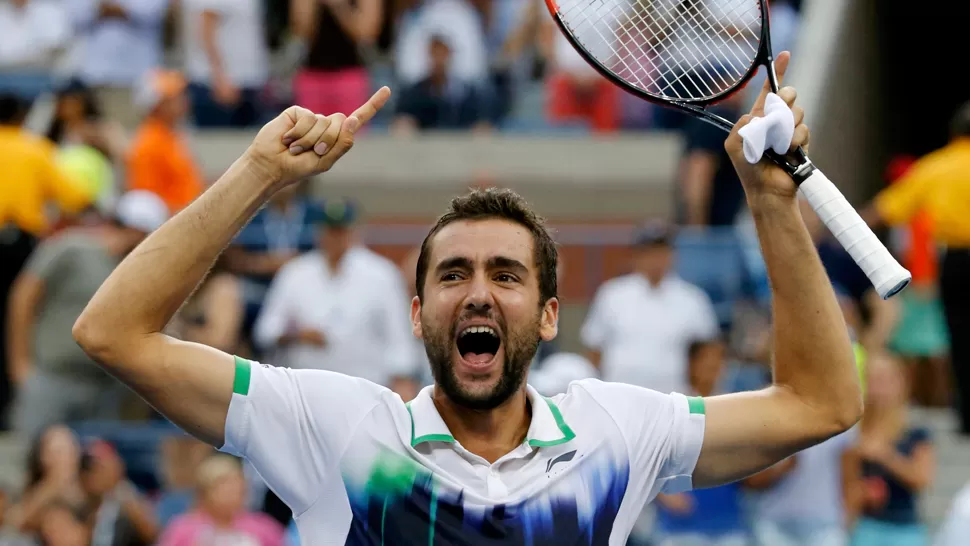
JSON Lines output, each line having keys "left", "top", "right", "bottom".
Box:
{"left": 652, "top": 342, "right": 747, "bottom": 546}
{"left": 745, "top": 418, "right": 861, "bottom": 545}
{"left": 0, "top": 0, "right": 72, "bottom": 99}
{"left": 46, "top": 80, "right": 127, "bottom": 162}
{"left": 224, "top": 183, "right": 319, "bottom": 356}
{"left": 391, "top": 34, "right": 492, "bottom": 133}
{"left": 65, "top": 0, "right": 171, "bottom": 128}
{"left": 166, "top": 259, "right": 243, "bottom": 355}
{"left": 288, "top": 0, "right": 382, "bottom": 117}
{"left": 677, "top": 92, "right": 748, "bottom": 227}
{"left": 154, "top": 436, "right": 213, "bottom": 528}
{"left": 0, "top": 93, "right": 91, "bottom": 428}
{"left": 253, "top": 198, "right": 419, "bottom": 392}
{"left": 6, "top": 425, "right": 86, "bottom": 537}
{"left": 542, "top": 19, "right": 618, "bottom": 132}
{"left": 528, "top": 352, "right": 597, "bottom": 396}
{"left": 78, "top": 440, "right": 158, "bottom": 546}
{"left": 126, "top": 69, "right": 205, "bottom": 215}
{"left": 863, "top": 101, "right": 970, "bottom": 436}
{"left": 852, "top": 352, "right": 935, "bottom": 546}
{"left": 37, "top": 501, "right": 90, "bottom": 546}
{"left": 581, "top": 221, "right": 720, "bottom": 396}
{"left": 394, "top": 0, "right": 489, "bottom": 90}
{"left": 181, "top": 0, "right": 269, "bottom": 128}
{"left": 880, "top": 157, "right": 950, "bottom": 408}
{"left": 6, "top": 191, "right": 169, "bottom": 440}
{"left": 158, "top": 455, "right": 284, "bottom": 546}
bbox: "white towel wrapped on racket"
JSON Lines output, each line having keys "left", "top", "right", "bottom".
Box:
{"left": 737, "top": 93, "right": 795, "bottom": 164}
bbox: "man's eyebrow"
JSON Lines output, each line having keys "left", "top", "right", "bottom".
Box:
{"left": 434, "top": 256, "right": 474, "bottom": 274}
{"left": 487, "top": 256, "right": 529, "bottom": 274}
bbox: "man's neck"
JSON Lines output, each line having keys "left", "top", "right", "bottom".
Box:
{"left": 432, "top": 387, "right": 531, "bottom": 464}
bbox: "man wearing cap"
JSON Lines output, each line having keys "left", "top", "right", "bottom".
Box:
{"left": 581, "top": 221, "right": 720, "bottom": 396}
{"left": 5, "top": 190, "right": 169, "bottom": 439}
{"left": 252, "top": 197, "right": 419, "bottom": 393}
{"left": 126, "top": 69, "right": 205, "bottom": 215}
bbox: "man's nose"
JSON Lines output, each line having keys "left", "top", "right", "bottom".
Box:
{"left": 464, "top": 273, "right": 494, "bottom": 312}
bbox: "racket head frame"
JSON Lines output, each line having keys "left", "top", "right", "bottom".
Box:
{"left": 545, "top": 0, "right": 813, "bottom": 180}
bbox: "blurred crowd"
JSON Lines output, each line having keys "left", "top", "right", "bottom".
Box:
{"left": 2, "top": 0, "right": 970, "bottom": 545}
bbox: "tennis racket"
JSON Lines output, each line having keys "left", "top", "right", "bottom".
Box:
{"left": 544, "top": 0, "right": 911, "bottom": 299}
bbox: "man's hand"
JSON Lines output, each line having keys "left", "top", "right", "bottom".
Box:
{"left": 9, "top": 358, "right": 32, "bottom": 387}
{"left": 212, "top": 74, "right": 241, "bottom": 106}
{"left": 724, "top": 52, "right": 808, "bottom": 201}
{"left": 246, "top": 87, "right": 391, "bottom": 187}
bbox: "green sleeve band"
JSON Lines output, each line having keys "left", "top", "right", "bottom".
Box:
{"left": 233, "top": 356, "right": 252, "bottom": 396}
{"left": 687, "top": 396, "right": 706, "bottom": 416}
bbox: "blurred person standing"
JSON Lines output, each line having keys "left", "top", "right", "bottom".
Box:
{"left": 0, "top": 0, "right": 72, "bottom": 99}
{"left": 181, "top": 0, "right": 269, "bottom": 128}
{"left": 390, "top": 34, "right": 492, "bottom": 133}
{"left": 863, "top": 104, "right": 970, "bottom": 435}
{"left": 47, "top": 80, "right": 128, "bottom": 163}
{"left": 125, "top": 69, "right": 205, "bottom": 215}
{"left": 581, "top": 221, "right": 720, "bottom": 396}
{"left": 650, "top": 342, "right": 748, "bottom": 546}
{"left": 851, "top": 352, "right": 935, "bottom": 546}
{"left": 394, "top": 0, "right": 489, "bottom": 91}
{"left": 158, "top": 455, "right": 284, "bottom": 546}
{"left": 224, "top": 183, "right": 319, "bottom": 356}
{"left": 64, "top": 0, "right": 171, "bottom": 128}
{"left": 288, "top": 0, "right": 382, "bottom": 117}
{"left": 0, "top": 93, "right": 91, "bottom": 428}
{"left": 79, "top": 440, "right": 159, "bottom": 546}
{"left": 252, "top": 198, "right": 419, "bottom": 392}
{"left": 677, "top": 92, "right": 748, "bottom": 227}
{"left": 6, "top": 191, "right": 169, "bottom": 440}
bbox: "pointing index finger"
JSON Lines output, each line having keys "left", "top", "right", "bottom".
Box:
{"left": 347, "top": 86, "right": 392, "bottom": 131}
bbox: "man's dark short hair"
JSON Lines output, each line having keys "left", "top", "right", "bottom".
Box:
{"left": 415, "top": 188, "right": 558, "bottom": 304}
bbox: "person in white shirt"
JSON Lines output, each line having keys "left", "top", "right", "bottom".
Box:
{"left": 253, "top": 197, "right": 418, "bottom": 394}
{"left": 181, "top": 0, "right": 269, "bottom": 128}
{"left": 394, "top": 0, "right": 489, "bottom": 87}
{"left": 65, "top": 0, "right": 171, "bottom": 127}
{"left": 73, "top": 54, "right": 863, "bottom": 545}
{"left": 582, "top": 221, "right": 720, "bottom": 395}
{"left": 0, "top": 0, "right": 71, "bottom": 70}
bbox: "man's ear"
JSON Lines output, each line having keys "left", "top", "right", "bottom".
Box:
{"left": 410, "top": 296, "right": 423, "bottom": 340}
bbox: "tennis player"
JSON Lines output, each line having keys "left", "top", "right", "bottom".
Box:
{"left": 74, "top": 54, "right": 862, "bottom": 545}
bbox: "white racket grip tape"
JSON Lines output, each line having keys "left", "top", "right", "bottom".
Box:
{"left": 798, "top": 169, "right": 912, "bottom": 299}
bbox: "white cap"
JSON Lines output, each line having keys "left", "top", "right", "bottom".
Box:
{"left": 115, "top": 190, "right": 170, "bottom": 234}
{"left": 530, "top": 353, "right": 598, "bottom": 396}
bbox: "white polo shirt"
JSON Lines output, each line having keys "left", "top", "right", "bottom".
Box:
{"left": 221, "top": 357, "right": 706, "bottom": 545}
{"left": 582, "top": 274, "right": 719, "bottom": 395}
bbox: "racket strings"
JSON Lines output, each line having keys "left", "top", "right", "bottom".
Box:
{"left": 557, "top": 0, "right": 763, "bottom": 101}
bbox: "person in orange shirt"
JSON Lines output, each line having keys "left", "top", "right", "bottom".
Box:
{"left": 127, "top": 69, "right": 206, "bottom": 214}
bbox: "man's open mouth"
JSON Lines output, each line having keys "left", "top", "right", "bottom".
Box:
{"left": 456, "top": 325, "right": 502, "bottom": 367}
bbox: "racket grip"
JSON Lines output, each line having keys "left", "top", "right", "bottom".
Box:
{"left": 798, "top": 169, "right": 912, "bottom": 299}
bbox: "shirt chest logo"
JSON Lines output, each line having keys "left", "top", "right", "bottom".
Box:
{"left": 545, "top": 450, "right": 577, "bottom": 473}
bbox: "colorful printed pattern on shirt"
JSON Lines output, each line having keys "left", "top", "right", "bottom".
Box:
{"left": 340, "top": 445, "right": 629, "bottom": 545}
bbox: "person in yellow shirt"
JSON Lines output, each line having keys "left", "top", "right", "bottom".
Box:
{"left": 0, "top": 93, "right": 92, "bottom": 428}
{"left": 864, "top": 101, "right": 970, "bottom": 436}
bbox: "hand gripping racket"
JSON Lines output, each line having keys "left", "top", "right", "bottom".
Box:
{"left": 545, "top": 0, "right": 911, "bottom": 299}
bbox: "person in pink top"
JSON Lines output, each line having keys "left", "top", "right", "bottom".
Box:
{"left": 158, "top": 454, "right": 284, "bottom": 546}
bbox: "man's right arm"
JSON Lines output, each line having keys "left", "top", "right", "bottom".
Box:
{"left": 74, "top": 92, "right": 389, "bottom": 448}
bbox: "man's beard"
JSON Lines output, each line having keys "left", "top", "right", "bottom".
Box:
{"left": 423, "top": 311, "right": 541, "bottom": 410}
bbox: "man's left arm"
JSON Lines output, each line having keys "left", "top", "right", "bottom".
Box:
{"left": 691, "top": 52, "right": 863, "bottom": 488}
